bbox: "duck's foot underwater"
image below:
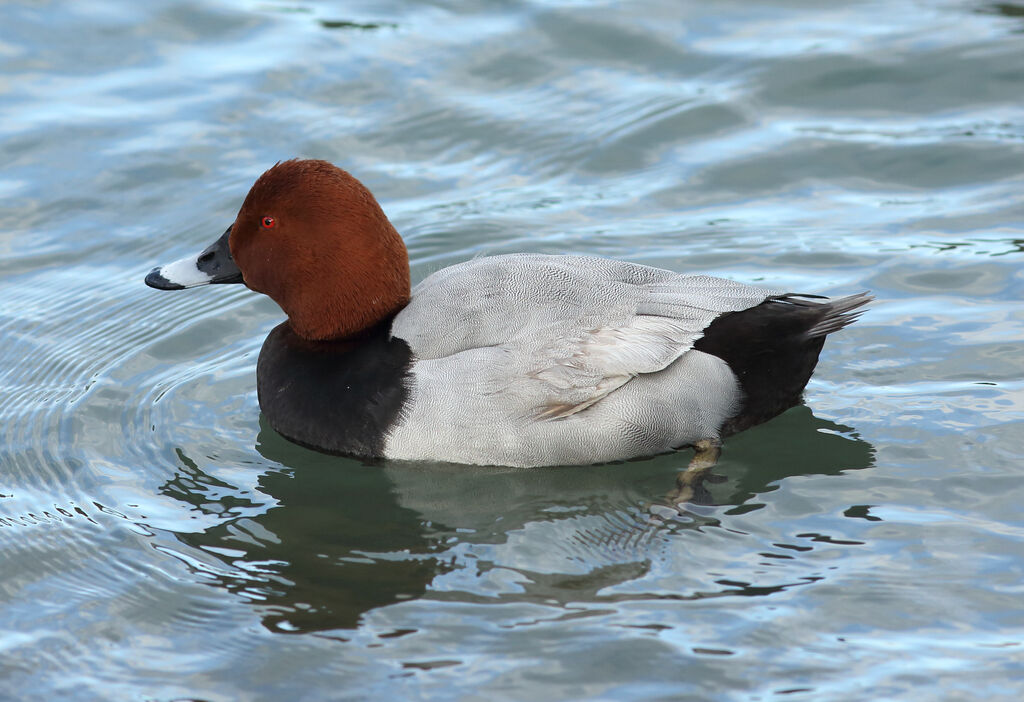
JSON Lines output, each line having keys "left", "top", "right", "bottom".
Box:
{"left": 667, "top": 438, "right": 723, "bottom": 505}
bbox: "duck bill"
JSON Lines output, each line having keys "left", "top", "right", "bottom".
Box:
{"left": 145, "top": 225, "right": 244, "bottom": 290}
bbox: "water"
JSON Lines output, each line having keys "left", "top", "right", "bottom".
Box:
{"left": 2, "top": 0, "right": 1023, "bottom": 699}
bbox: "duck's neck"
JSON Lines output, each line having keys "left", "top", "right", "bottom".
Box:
{"left": 285, "top": 311, "right": 403, "bottom": 348}
{"left": 286, "top": 290, "right": 410, "bottom": 341}
{"left": 282, "top": 243, "right": 411, "bottom": 341}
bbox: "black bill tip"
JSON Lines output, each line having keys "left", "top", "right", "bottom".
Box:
{"left": 145, "top": 267, "right": 185, "bottom": 290}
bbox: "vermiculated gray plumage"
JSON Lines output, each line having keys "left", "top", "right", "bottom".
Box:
{"left": 382, "top": 254, "right": 869, "bottom": 466}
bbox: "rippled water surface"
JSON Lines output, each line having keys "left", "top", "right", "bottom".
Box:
{"left": 3, "top": 1, "right": 1024, "bottom": 699}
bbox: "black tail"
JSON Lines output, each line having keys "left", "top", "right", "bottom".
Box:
{"left": 801, "top": 292, "right": 873, "bottom": 337}
{"left": 693, "top": 292, "right": 872, "bottom": 435}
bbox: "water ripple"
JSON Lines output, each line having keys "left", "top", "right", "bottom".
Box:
{"left": 2, "top": 0, "right": 1023, "bottom": 699}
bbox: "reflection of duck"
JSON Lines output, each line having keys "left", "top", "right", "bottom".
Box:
{"left": 146, "top": 159, "right": 870, "bottom": 468}
{"left": 162, "top": 409, "right": 872, "bottom": 634}
{"left": 164, "top": 424, "right": 448, "bottom": 633}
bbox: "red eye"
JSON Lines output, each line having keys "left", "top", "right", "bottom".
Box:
{"left": 261, "top": 216, "right": 276, "bottom": 229}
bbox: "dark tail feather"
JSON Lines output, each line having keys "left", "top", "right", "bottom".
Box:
{"left": 774, "top": 292, "right": 873, "bottom": 338}
{"left": 694, "top": 291, "right": 872, "bottom": 436}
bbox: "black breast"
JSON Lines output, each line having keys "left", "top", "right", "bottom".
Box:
{"left": 256, "top": 321, "right": 413, "bottom": 457}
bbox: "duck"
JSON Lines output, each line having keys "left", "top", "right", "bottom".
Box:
{"left": 146, "top": 159, "right": 870, "bottom": 469}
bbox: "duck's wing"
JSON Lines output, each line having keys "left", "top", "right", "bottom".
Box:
{"left": 392, "top": 254, "right": 780, "bottom": 418}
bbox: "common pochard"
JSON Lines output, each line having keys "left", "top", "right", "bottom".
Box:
{"left": 146, "top": 159, "right": 870, "bottom": 468}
